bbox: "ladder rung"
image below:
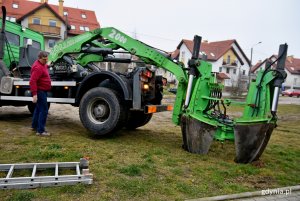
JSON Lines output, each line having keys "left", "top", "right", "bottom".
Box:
{"left": 55, "top": 163, "right": 58, "bottom": 177}
{"left": 76, "top": 164, "right": 80, "bottom": 176}
{"left": 6, "top": 165, "right": 14, "bottom": 179}
{"left": 31, "top": 165, "right": 37, "bottom": 178}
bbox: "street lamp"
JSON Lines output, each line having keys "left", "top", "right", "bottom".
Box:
{"left": 248, "top": 41, "right": 262, "bottom": 88}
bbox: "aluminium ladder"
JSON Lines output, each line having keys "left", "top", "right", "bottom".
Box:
{"left": 0, "top": 160, "right": 93, "bottom": 189}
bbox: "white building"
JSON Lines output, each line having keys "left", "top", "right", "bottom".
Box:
{"left": 172, "top": 39, "right": 251, "bottom": 91}
{"left": 251, "top": 55, "right": 300, "bottom": 89}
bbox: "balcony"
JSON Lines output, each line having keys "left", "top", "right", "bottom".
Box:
{"left": 28, "top": 24, "right": 61, "bottom": 38}
{"left": 222, "top": 60, "right": 238, "bottom": 67}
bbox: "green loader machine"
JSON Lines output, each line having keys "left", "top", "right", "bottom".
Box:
{"left": 0, "top": 6, "right": 288, "bottom": 163}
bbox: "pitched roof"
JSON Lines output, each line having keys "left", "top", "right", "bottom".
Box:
{"left": 50, "top": 4, "right": 100, "bottom": 35}
{"left": 176, "top": 39, "right": 250, "bottom": 65}
{"left": 285, "top": 56, "right": 300, "bottom": 75}
{"left": 170, "top": 49, "right": 179, "bottom": 60}
{"left": 217, "top": 72, "right": 230, "bottom": 79}
{"left": 251, "top": 59, "right": 265, "bottom": 73}
{"left": 251, "top": 55, "right": 300, "bottom": 75}
{"left": 17, "top": 3, "right": 65, "bottom": 23}
{"left": 2, "top": 0, "right": 100, "bottom": 35}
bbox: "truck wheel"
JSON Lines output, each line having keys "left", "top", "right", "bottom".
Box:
{"left": 125, "top": 111, "right": 153, "bottom": 130}
{"left": 79, "top": 87, "right": 126, "bottom": 136}
{"left": 28, "top": 102, "right": 51, "bottom": 114}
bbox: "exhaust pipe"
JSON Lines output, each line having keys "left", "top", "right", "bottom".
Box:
{"left": 0, "top": 6, "right": 7, "bottom": 59}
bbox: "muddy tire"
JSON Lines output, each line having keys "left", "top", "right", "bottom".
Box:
{"left": 79, "top": 87, "right": 126, "bottom": 136}
{"left": 125, "top": 111, "right": 153, "bottom": 130}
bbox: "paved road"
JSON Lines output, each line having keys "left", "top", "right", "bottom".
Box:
{"left": 278, "top": 96, "right": 300, "bottom": 105}
{"left": 186, "top": 185, "right": 300, "bottom": 201}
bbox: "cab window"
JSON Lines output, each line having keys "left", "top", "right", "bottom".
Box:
{"left": 24, "top": 38, "right": 41, "bottom": 49}
{"left": 5, "top": 31, "right": 20, "bottom": 46}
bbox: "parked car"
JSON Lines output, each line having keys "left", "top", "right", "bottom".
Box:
{"left": 281, "top": 89, "right": 300, "bottom": 97}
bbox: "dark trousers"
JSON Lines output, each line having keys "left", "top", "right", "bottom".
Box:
{"left": 32, "top": 91, "right": 48, "bottom": 133}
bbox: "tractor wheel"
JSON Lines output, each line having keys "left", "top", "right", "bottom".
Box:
{"left": 28, "top": 102, "right": 51, "bottom": 115}
{"left": 79, "top": 87, "right": 126, "bottom": 137}
{"left": 125, "top": 111, "right": 153, "bottom": 130}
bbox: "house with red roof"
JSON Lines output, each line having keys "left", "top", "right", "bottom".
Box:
{"left": 169, "top": 39, "right": 251, "bottom": 90}
{"left": 251, "top": 55, "right": 300, "bottom": 89}
{"left": 1, "top": 0, "right": 100, "bottom": 51}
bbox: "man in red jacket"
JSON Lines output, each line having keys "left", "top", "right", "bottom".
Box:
{"left": 30, "top": 51, "right": 51, "bottom": 136}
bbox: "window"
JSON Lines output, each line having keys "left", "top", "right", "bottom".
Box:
{"left": 64, "top": 11, "right": 68, "bottom": 16}
{"left": 84, "top": 27, "right": 90, "bottom": 31}
{"left": 81, "top": 14, "right": 87, "bottom": 19}
{"left": 227, "top": 55, "right": 230, "bottom": 64}
{"left": 12, "top": 3, "right": 19, "bottom": 9}
{"left": 219, "top": 67, "right": 222, "bottom": 72}
{"left": 242, "top": 70, "right": 246, "bottom": 75}
{"left": 10, "top": 17, "right": 16, "bottom": 22}
{"left": 48, "top": 39, "right": 56, "bottom": 48}
{"left": 226, "top": 68, "right": 230, "bottom": 74}
{"left": 181, "top": 51, "right": 185, "bottom": 63}
{"left": 49, "top": 20, "right": 57, "bottom": 27}
{"left": 233, "top": 69, "right": 236, "bottom": 74}
{"left": 293, "top": 78, "right": 298, "bottom": 85}
{"left": 71, "top": 25, "right": 76, "bottom": 30}
{"left": 6, "top": 16, "right": 16, "bottom": 22}
{"left": 24, "top": 38, "right": 41, "bottom": 49}
{"left": 5, "top": 31, "right": 20, "bottom": 46}
{"left": 80, "top": 26, "right": 84, "bottom": 31}
{"left": 33, "top": 18, "right": 41, "bottom": 25}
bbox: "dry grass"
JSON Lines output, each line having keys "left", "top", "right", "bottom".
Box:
{"left": 0, "top": 103, "right": 299, "bottom": 201}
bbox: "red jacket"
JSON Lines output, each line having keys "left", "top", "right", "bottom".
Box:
{"left": 30, "top": 60, "right": 51, "bottom": 96}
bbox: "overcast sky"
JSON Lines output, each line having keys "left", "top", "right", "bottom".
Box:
{"left": 38, "top": 0, "right": 299, "bottom": 64}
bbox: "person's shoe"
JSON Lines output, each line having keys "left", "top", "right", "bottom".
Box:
{"left": 36, "top": 131, "right": 51, "bottom": 136}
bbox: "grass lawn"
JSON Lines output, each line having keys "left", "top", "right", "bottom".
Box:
{"left": 0, "top": 103, "right": 299, "bottom": 201}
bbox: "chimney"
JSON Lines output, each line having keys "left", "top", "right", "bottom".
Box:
{"left": 287, "top": 55, "right": 294, "bottom": 63}
{"left": 59, "top": 0, "right": 64, "bottom": 16}
{"left": 40, "top": 0, "right": 45, "bottom": 3}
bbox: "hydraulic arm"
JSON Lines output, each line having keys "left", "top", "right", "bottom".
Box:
{"left": 48, "top": 27, "right": 288, "bottom": 163}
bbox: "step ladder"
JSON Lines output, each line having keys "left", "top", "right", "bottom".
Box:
{"left": 0, "top": 159, "right": 93, "bottom": 189}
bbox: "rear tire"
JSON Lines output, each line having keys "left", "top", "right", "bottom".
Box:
{"left": 79, "top": 87, "right": 126, "bottom": 136}
{"left": 28, "top": 102, "right": 51, "bottom": 114}
{"left": 125, "top": 111, "right": 153, "bottom": 130}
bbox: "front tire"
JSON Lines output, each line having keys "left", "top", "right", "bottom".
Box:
{"left": 79, "top": 87, "right": 126, "bottom": 136}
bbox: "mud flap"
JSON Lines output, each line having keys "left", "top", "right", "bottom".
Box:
{"left": 181, "top": 115, "right": 217, "bottom": 154}
{"left": 234, "top": 123, "right": 275, "bottom": 163}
